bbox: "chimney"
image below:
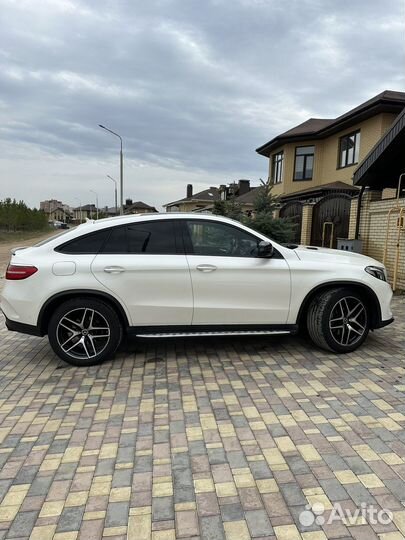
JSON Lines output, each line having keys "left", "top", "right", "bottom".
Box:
{"left": 219, "top": 185, "right": 227, "bottom": 200}
{"left": 125, "top": 198, "right": 133, "bottom": 206}
{"left": 238, "top": 180, "right": 250, "bottom": 195}
{"left": 186, "top": 184, "right": 193, "bottom": 198}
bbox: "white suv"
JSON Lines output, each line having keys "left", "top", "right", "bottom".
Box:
{"left": 1, "top": 213, "right": 393, "bottom": 366}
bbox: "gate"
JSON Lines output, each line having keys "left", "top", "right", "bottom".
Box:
{"left": 311, "top": 193, "right": 352, "bottom": 248}
{"left": 279, "top": 201, "right": 303, "bottom": 244}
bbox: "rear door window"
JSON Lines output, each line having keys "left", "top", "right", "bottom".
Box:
{"left": 127, "top": 221, "right": 177, "bottom": 254}
{"left": 101, "top": 226, "right": 128, "bottom": 254}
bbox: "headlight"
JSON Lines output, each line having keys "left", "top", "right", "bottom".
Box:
{"left": 365, "top": 266, "right": 387, "bottom": 281}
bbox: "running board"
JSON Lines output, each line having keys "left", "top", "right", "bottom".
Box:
{"left": 136, "top": 330, "right": 292, "bottom": 338}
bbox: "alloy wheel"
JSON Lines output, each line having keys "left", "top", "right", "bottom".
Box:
{"left": 329, "top": 296, "right": 367, "bottom": 347}
{"left": 56, "top": 308, "right": 111, "bottom": 360}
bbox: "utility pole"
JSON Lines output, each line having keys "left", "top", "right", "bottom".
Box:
{"left": 99, "top": 125, "right": 124, "bottom": 215}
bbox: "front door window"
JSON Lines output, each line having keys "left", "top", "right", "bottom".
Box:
{"left": 185, "top": 220, "right": 259, "bottom": 257}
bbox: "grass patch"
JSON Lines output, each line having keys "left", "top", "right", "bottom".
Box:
{"left": 0, "top": 228, "right": 54, "bottom": 244}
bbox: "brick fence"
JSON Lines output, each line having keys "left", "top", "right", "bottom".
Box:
{"left": 352, "top": 191, "right": 405, "bottom": 290}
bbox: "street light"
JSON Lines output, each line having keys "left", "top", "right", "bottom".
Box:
{"left": 99, "top": 124, "right": 124, "bottom": 215}
{"left": 107, "top": 175, "right": 118, "bottom": 215}
{"left": 74, "top": 197, "right": 82, "bottom": 223}
{"left": 90, "top": 190, "right": 99, "bottom": 220}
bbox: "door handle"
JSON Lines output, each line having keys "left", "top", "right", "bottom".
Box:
{"left": 196, "top": 264, "right": 217, "bottom": 272}
{"left": 103, "top": 266, "right": 125, "bottom": 274}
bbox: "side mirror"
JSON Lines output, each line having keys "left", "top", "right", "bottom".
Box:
{"left": 257, "top": 240, "right": 274, "bottom": 258}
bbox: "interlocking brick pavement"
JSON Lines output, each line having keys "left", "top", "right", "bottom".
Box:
{"left": 0, "top": 297, "right": 404, "bottom": 540}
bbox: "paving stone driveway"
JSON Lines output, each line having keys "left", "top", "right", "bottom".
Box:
{"left": 0, "top": 297, "right": 404, "bottom": 540}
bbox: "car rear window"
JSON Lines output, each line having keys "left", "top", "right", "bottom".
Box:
{"left": 55, "top": 221, "right": 178, "bottom": 255}
{"left": 55, "top": 229, "right": 110, "bottom": 254}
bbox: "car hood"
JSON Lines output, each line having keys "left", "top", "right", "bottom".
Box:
{"left": 293, "top": 245, "right": 383, "bottom": 267}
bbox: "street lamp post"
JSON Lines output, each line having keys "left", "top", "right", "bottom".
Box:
{"left": 107, "top": 175, "right": 118, "bottom": 215}
{"left": 99, "top": 124, "right": 124, "bottom": 215}
{"left": 74, "top": 197, "right": 82, "bottom": 223}
{"left": 90, "top": 190, "right": 99, "bottom": 220}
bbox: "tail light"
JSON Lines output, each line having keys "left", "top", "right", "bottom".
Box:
{"left": 5, "top": 264, "right": 38, "bottom": 280}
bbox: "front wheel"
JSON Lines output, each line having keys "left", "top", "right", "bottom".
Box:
{"left": 307, "top": 288, "right": 370, "bottom": 353}
{"left": 48, "top": 298, "right": 123, "bottom": 366}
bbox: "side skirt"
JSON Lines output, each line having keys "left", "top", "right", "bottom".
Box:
{"left": 127, "top": 324, "right": 298, "bottom": 338}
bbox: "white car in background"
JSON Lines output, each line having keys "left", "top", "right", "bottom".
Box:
{"left": 1, "top": 214, "right": 393, "bottom": 366}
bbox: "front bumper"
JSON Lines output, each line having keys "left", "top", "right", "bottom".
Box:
{"left": 373, "top": 316, "right": 394, "bottom": 329}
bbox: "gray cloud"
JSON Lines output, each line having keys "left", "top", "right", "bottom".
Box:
{"left": 0, "top": 0, "right": 404, "bottom": 208}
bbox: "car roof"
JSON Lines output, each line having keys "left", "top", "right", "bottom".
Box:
{"left": 81, "top": 212, "right": 241, "bottom": 228}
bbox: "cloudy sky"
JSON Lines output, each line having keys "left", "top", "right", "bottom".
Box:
{"left": 0, "top": 0, "right": 404, "bottom": 210}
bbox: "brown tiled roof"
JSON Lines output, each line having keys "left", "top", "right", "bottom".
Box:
{"left": 127, "top": 201, "right": 156, "bottom": 209}
{"left": 278, "top": 118, "right": 333, "bottom": 138}
{"left": 256, "top": 90, "right": 405, "bottom": 157}
{"left": 235, "top": 187, "right": 260, "bottom": 204}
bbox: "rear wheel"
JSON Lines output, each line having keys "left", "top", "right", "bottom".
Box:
{"left": 48, "top": 298, "right": 122, "bottom": 366}
{"left": 307, "top": 288, "right": 369, "bottom": 353}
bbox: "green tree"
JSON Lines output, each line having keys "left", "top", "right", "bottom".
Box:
{"left": 212, "top": 200, "right": 227, "bottom": 216}
{"left": 212, "top": 196, "right": 243, "bottom": 221}
{"left": 0, "top": 199, "right": 48, "bottom": 232}
{"left": 246, "top": 181, "right": 296, "bottom": 244}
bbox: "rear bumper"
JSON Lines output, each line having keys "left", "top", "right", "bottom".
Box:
{"left": 4, "top": 316, "right": 43, "bottom": 337}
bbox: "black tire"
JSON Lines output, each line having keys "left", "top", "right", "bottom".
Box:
{"left": 307, "top": 287, "right": 370, "bottom": 353}
{"left": 48, "top": 297, "right": 123, "bottom": 366}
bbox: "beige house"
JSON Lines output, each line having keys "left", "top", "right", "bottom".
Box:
{"left": 256, "top": 90, "right": 405, "bottom": 245}
{"left": 352, "top": 106, "right": 405, "bottom": 291}
{"left": 164, "top": 180, "right": 257, "bottom": 214}
{"left": 72, "top": 204, "right": 97, "bottom": 222}
{"left": 47, "top": 207, "right": 71, "bottom": 223}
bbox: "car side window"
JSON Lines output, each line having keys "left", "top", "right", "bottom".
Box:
{"left": 102, "top": 226, "right": 127, "bottom": 254}
{"left": 185, "top": 220, "right": 259, "bottom": 257}
{"left": 55, "top": 229, "right": 110, "bottom": 254}
{"left": 127, "top": 221, "right": 177, "bottom": 254}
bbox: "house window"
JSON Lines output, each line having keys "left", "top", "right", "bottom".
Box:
{"left": 294, "top": 146, "right": 314, "bottom": 181}
{"left": 272, "top": 151, "right": 284, "bottom": 184}
{"left": 339, "top": 131, "right": 360, "bottom": 168}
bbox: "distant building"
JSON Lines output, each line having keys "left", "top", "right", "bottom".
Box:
{"left": 72, "top": 204, "right": 97, "bottom": 221}
{"left": 40, "top": 199, "right": 72, "bottom": 223}
{"left": 48, "top": 207, "right": 72, "bottom": 223}
{"left": 40, "top": 199, "right": 63, "bottom": 213}
{"left": 163, "top": 180, "right": 257, "bottom": 214}
{"left": 123, "top": 199, "right": 158, "bottom": 214}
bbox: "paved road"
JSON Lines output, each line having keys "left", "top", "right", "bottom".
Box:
{"left": 0, "top": 295, "right": 404, "bottom": 539}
